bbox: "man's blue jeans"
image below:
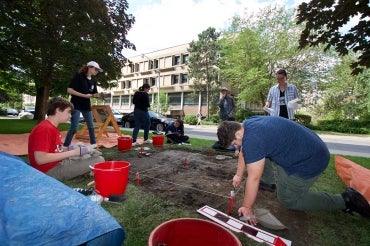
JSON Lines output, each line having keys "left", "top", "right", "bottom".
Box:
{"left": 64, "top": 109, "right": 96, "bottom": 146}
{"left": 262, "top": 158, "right": 345, "bottom": 211}
{"left": 132, "top": 109, "right": 150, "bottom": 143}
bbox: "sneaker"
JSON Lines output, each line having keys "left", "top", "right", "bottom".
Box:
{"left": 259, "top": 181, "right": 276, "bottom": 192}
{"left": 143, "top": 139, "right": 152, "bottom": 144}
{"left": 342, "top": 187, "right": 370, "bottom": 217}
{"left": 132, "top": 142, "right": 141, "bottom": 146}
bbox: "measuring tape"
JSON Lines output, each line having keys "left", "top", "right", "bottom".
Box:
{"left": 198, "top": 205, "right": 291, "bottom": 246}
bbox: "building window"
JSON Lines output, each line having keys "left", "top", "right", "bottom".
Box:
{"left": 181, "top": 74, "right": 188, "bottom": 84}
{"left": 183, "top": 92, "right": 198, "bottom": 105}
{"left": 144, "top": 78, "right": 149, "bottom": 85}
{"left": 172, "top": 75, "right": 179, "bottom": 85}
{"left": 151, "top": 77, "right": 156, "bottom": 87}
{"left": 129, "top": 64, "right": 134, "bottom": 73}
{"left": 182, "top": 54, "right": 189, "bottom": 64}
{"left": 127, "top": 81, "right": 131, "bottom": 89}
{"left": 149, "top": 60, "right": 154, "bottom": 70}
{"left": 105, "top": 96, "right": 111, "bottom": 104}
{"left": 112, "top": 96, "right": 120, "bottom": 107}
{"left": 134, "top": 63, "right": 139, "bottom": 72}
{"left": 168, "top": 92, "right": 182, "bottom": 105}
{"left": 120, "top": 81, "right": 125, "bottom": 89}
{"left": 173, "top": 55, "right": 181, "bottom": 65}
{"left": 154, "top": 59, "right": 159, "bottom": 69}
{"left": 121, "top": 96, "right": 130, "bottom": 106}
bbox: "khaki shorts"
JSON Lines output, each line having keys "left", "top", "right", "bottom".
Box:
{"left": 46, "top": 155, "right": 104, "bottom": 180}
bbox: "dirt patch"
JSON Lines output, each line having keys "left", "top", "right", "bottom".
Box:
{"left": 117, "top": 148, "right": 313, "bottom": 245}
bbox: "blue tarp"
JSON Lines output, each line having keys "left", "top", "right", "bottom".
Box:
{"left": 0, "top": 151, "right": 124, "bottom": 245}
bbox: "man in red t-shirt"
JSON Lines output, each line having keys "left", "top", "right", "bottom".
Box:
{"left": 28, "top": 97, "right": 104, "bottom": 180}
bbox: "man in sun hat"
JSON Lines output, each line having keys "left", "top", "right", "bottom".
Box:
{"left": 218, "top": 86, "right": 236, "bottom": 121}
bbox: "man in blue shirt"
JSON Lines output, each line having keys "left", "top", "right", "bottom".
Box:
{"left": 217, "top": 116, "right": 370, "bottom": 225}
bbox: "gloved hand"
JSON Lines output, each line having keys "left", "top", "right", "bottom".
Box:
{"left": 68, "top": 145, "right": 76, "bottom": 151}
{"left": 80, "top": 146, "right": 90, "bottom": 156}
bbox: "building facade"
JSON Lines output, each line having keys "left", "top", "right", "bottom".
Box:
{"left": 101, "top": 43, "right": 208, "bottom": 118}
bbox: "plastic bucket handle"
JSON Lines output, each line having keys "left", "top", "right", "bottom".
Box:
{"left": 89, "top": 165, "right": 123, "bottom": 172}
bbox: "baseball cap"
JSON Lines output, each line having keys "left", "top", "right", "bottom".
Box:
{"left": 86, "top": 61, "right": 103, "bottom": 72}
{"left": 220, "top": 87, "right": 229, "bottom": 92}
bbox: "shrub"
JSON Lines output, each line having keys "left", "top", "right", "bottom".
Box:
{"left": 0, "top": 108, "right": 6, "bottom": 116}
{"left": 235, "top": 108, "right": 264, "bottom": 122}
{"left": 315, "top": 119, "right": 370, "bottom": 134}
{"left": 208, "top": 114, "right": 221, "bottom": 124}
{"left": 184, "top": 114, "right": 197, "bottom": 125}
{"left": 295, "top": 114, "right": 312, "bottom": 126}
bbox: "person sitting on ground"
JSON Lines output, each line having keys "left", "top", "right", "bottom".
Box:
{"left": 28, "top": 97, "right": 104, "bottom": 180}
{"left": 217, "top": 116, "right": 370, "bottom": 226}
{"left": 165, "top": 119, "right": 190, "bottom": 144}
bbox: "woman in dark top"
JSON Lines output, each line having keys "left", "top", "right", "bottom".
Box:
{"left": 132, "top": 83, "right": 151, "bottom": 146}
{"left": 63, "top": 61, "right": 102, "bottom": 147}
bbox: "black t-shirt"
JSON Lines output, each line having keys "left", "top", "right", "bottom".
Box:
{"left": 279, "top": 90, "right": 288, "bottom": 119}
{"left": 68, "top": 73, "right": 97, "bottom": 111}
{"left": 133, "top": 91, "right": 150, "bottom": 111}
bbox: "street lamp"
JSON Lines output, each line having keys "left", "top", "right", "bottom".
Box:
{"left": 142, "top": 54, "right": 160, "bottom": 113}
{"left": 155, "top": 69, "right": 160, "bottom": 113}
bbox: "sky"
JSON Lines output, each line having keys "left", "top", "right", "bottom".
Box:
{"left": 123, "top": 0, "right": 304, "bottom": 58}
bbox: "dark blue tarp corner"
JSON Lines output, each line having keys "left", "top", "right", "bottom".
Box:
{"left": 0, "top": 151, "right": 124, "bottom": 245}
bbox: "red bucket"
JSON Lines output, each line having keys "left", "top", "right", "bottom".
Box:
{"left": 91, "top": 161, "right": 131, "bottom": 197}
{"left": 152, "top": 135, "right": 165, "bottom": 147}
{"left": 118, "top": 136, "right": 132, "bottom": 151}
{"left": 148, "top": 218, "right": 242, "bottom": 246}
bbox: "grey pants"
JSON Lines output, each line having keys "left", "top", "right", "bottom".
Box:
{"left": 46, "top": 155, "right": 104, "bottom": 180}
{"left": 261, "top": 159, "right": 346, "bottom": 211}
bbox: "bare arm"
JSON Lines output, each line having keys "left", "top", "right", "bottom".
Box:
{"left": 232, "top": 151, "right": 246, "bottom": 187}
{"left": 238, "top": 158, "right": 265, "bottom": 225}
{"left": 34, "top": 148, "right": 81, "bottom": 165}
{"left": 67, "top": 87, "right": 92, "bottom": 98}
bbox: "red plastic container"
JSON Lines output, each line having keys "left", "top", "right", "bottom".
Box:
{"left": 148, "top": 218, "right": 242, "bottom": 246}
{"left": 91, "top": 161, "right": 131, "bottom": 197}
{"left": 118, "top": 136, "right": 132, "bottom": 151}
{"left": 152, "top": 135, "right": 165, "bottom": 147}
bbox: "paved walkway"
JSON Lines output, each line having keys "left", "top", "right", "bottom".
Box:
{"left": 185, "top": 124, "right": 370, "bottom": 158}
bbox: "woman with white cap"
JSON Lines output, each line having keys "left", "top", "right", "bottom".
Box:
{"left": 64, "top": 61, "right": 103, "bottom": 147}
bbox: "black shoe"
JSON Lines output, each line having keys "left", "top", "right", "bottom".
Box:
{"left": 73, "top": 187, "right": 95, "bottom": 196}
{"left": 342, "top": 188, "right": 370, "bottom": 217}
{"left": 259, "top": 181, "right": 276, "bottom": 192}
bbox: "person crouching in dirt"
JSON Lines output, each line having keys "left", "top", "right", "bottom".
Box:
{"left": 217, "top": 116, "right": 370, "bottom": 226}
{"left": 165, "top": 119, "right": 190, "bottom": 144}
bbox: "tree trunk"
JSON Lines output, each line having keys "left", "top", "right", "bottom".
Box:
{"left": 35, "top": 74, "right": 52, "bottom": 123}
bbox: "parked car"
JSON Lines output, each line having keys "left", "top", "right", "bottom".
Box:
{"left": 78, "top": 108, "right": 124, "bottom": 125}
{"left": 111, "top": 108, "right": 124, "bottom": 125}
{"left": 24, "top": 106, "right": 35, "bottom": 114}
{"left": 18, "top": 111, "right": 34, "bottom": 119}
{"left": 7, "top": 108, "right": 19, "bottom": 116}
{"left": 121, "top": 111, "right": 175, "bottom": 132}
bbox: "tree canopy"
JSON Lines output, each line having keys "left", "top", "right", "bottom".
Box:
{"left": 0, "top": 0, "right": 135, "bottom": 121}
{"left": 296, "top": 0, "right": 370, "bottom": 75}
{"left": 188, "top": 27, "right": 221, "bottom": 117}
{"left": 219, "top": 6, "right": 335, "bottom": 110}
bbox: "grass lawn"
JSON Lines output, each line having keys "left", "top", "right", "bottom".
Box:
{"left": 1, "top": 119, "right": 370, "bottom": 245}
